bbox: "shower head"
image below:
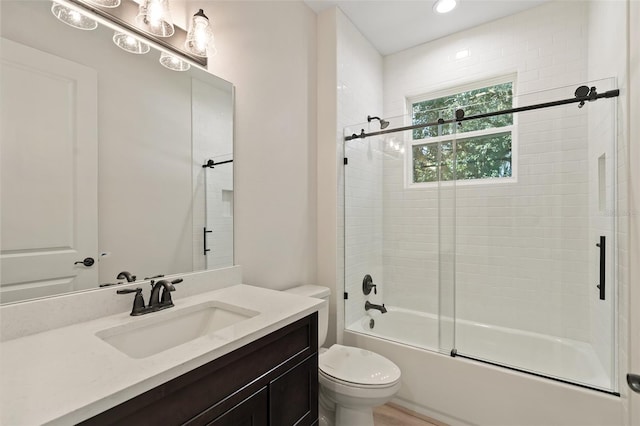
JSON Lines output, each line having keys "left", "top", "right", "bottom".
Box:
{"left": 367, "top": 115, "right": 390, "bottom": 130}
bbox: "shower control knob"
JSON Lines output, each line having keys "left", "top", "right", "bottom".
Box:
{"left": 363, "top": 274, "right": 377, "bottom": 295}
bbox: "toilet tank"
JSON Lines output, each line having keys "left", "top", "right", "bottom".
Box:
{"left": 284, "top": 285, "right": 330, "bottom": 347}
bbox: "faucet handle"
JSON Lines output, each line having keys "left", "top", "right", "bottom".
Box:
{"left": 144, "top": 274, "right": 165, "bottom": 280}
{"left": 116, "top": 288, "right": 141, "bottom": 294}
{"left": 117, "top": 288, "right": 147, "bottom": 316}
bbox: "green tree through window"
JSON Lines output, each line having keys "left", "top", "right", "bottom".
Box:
{"left": 411, "top": 81, "right": 514, "bottom": 183}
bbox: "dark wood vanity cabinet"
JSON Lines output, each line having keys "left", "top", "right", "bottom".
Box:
{"left": 80, "top": 313, "right": 318, "bottom": 426}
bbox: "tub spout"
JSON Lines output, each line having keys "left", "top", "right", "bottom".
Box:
{"left": 365, "top": 300, "right": 387, "bottom": 314}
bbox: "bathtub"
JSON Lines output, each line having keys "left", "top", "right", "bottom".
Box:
{"left": 344, "top": 307, "right": 621, "bottom": 426}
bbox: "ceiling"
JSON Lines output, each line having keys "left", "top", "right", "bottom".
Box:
{"left": 303, "top": 0, "right": 551, "bottom": 56}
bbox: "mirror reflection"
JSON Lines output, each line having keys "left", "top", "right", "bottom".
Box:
{"left": 0, "top": 0, "right": 234, "bottom": 304}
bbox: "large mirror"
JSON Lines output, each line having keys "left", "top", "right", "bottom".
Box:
{"left": 0, "top": 0, "right": 234, "bottom": 304}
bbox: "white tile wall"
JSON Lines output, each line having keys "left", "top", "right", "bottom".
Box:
{"left": 335, "top": 10, "right": 384, "bottom": 329}
{"left": 381, "top": 1, "right": 594, "bottom": 342}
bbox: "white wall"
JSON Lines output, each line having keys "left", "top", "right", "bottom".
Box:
{"left": 317, "top": 9, "right": 340, "bottom": 346}
{"left": 193, "top": 0, "right": 318, "bottom": 290}
{"left": 316, "top": 7, "right": 384, "bottom": 345}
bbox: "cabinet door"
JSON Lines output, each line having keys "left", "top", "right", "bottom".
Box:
{"left": 208, "top": 387, "right": 268, "bottom": 426}
{"left": 269, "top": 355, "right": 318, "bottom": 426}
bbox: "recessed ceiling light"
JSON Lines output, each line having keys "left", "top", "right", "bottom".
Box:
{"left": 433, "top": 0, "right": 458, "bottom": 14}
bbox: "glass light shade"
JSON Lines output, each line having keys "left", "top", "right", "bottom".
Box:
{"left": 135, "top": 0, "right": 174, "bottom": 37}
{"left": 433, "top": 0, "right": 457, "bottom": 14}
{"left": 185, "top": 9, "right": 213, "bottom": 58}
{"left": 159, "top": 52, "right": 190, "bottom": 71}
{"left": 51, "top": 2, "right": 98, "bottom": 30}
{"left": 85, "top": 0, "right": 121, "bottom": 8}
{"left": 113, "top": 32, "right": 150, "bottom": 54}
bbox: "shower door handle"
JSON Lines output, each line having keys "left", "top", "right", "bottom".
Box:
{"left": 596, "top": 236, "right": 605, "bottom": 300}
{"left": 203, "top": 227, "right": 212, "bottom": 255}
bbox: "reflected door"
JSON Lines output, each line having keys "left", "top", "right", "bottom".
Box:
{"left": 0, "top": 38, "right": 98, "bottom": 303}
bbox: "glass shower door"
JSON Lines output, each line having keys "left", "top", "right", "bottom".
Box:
{"left": 343, "top": 118, "right": 454, "bottom": 355}
{"left": 450, "top": 80, "right": 618, "bottom": 393}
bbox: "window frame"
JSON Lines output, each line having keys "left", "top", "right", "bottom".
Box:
{"left": 405, "top": 74, "right": 518, "bottom": 188}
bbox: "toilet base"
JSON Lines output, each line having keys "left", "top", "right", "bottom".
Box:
{"left": 336, "top": 405, "right": 374, "bottom": 426}
{"left": 318, "top": 389, "right": 335, "bottom": 426}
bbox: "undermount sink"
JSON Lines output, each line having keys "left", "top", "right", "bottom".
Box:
{"left": 96, "top": 301, "right": 259, "bottom": 359}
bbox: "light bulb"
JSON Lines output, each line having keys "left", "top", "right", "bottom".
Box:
{"left": 433, "top": 0, "right": 457, "bottom": 14}
{"left": 85, "top": 0, "right": 121, "bottom": 7}
{"left": 51, "top": 2, "right": 98, "bottom": 30}
{"left": 113, "top": 31, "right": 150, "bottom": 54}
{"left": 159, "top": 52, "right": 190, "bottom": 71}
{"left": 136, "top": 0, "right": 174, "bottom": 37}
{"left": 185, "top": 9, "right": 213, "bottom": 57}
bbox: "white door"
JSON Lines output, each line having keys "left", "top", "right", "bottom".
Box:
{"left": 0, "top": 38, "right": 98, "bottom": 303}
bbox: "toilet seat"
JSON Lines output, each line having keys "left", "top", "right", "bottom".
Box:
{"left": 319, "top": 344, "right": 401, "bottom": 388}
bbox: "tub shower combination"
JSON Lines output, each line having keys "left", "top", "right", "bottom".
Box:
{"left": 342, "top": 80, "right": 620, "bottom": 418}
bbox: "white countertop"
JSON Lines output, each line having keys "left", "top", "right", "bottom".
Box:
{"left": 0, "top": 284, "right": 324, "bottom": 425}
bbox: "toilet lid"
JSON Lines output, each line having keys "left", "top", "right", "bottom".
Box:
{"left": 319, "top": 344, "right": 401, "bottom": 386}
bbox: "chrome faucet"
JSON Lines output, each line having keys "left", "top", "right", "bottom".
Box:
{"left": 365, "top": 300, "right": 387, "bottom": 314}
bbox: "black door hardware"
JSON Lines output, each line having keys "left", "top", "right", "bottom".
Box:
{"left": 74, "top": 257, "right": 95, "bottom": 267}
{"left": 204, "top": 227, "right": 213, "bottom": 255}
{"left": 202, "top": 159, "right": 233, "bottom": 168}
{"left": 345, "top": 85, "right": 620, "bottom": 141}
{"left": 627, "top": 374, "right": 640, "bottom": 394}
{"left": 597, "top": 236, "right": 605, "bottom": 300}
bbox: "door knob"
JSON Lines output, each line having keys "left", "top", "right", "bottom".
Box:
{"left": 74, "top": 257, "right": 95, "bottom": 267}
{"left": 628, "top": 374, "right": 640, "bottom": 394}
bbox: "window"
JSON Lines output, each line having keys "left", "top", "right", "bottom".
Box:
{"left": 409, "top": 78, "right": 515, "bottom": 184}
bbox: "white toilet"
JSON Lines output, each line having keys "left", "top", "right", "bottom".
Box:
{"left": 285, "top": 285, "right": 401, "bottom": 426}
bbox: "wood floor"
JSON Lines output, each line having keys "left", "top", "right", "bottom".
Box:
{"left": 373, "top": 404, "right": 445, "bottom": 426}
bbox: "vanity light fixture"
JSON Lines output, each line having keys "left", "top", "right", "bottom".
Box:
{"left": 185, "top": 9, "right": 213, "bottom": 58}
{"left": 85, "top": 0, "right": 120, "bottom": 8}
{"left": 433, "top": 0, "right": 458, "bottom": 14}
{"left": 159, "top": 51, "right": 190, "bottom": 71}
{"left": 135, "top": 0, "right": 175, "bottom": 37}
{"left": 113, "top": 31, "right": 150, "bottom": 54}
{"left": 51, "top": 1, "right": 98, "bottom": 30}
{"left": 55, "top": 0, "right": 210, "bottom": 70}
